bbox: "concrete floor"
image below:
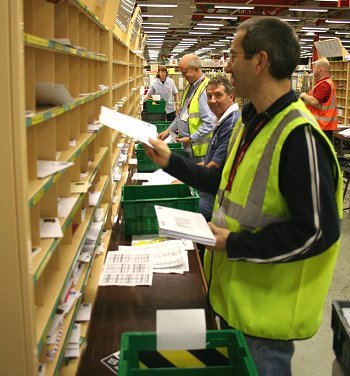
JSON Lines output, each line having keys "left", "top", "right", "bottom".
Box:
{"left": 292, "top": 204, "right": 350, "bottom": 376}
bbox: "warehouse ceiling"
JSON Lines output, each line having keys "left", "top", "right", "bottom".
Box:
{"left": 136, "top": 0, "right": 350, "bottom": 62}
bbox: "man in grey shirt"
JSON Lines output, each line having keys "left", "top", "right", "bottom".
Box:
{"left": 158, "top": 54, "right": 215, "bottom": 161}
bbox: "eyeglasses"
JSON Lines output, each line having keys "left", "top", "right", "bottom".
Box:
{"left": 229, "top": 50, "right": 259, "bottom": 59}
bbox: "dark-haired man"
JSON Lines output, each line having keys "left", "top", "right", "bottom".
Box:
{"left": 145, "top": 17, "right": 342, "bottom": 375}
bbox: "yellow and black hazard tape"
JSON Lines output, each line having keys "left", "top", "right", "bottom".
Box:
{"left": 138, "top": 347, "right": 229, "bottom": 369}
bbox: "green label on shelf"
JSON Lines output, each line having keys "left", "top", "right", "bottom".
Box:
{"left": 25, "top": 34, "right": 49, "bottom": 48}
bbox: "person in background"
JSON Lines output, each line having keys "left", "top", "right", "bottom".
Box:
{"left": 158, "top": 54, "right": 215, "bottom": 161}
{"left": 199, "top": 75, "right": 240, "bottom": 221}
{"left": 144, "top": 65, "right": 179, "bottom": 121}
{"left": 300, "top": 58, "right": 338, "bottom": 141}
{"left": 145, "top": 17, "right": 342, "bottom": 376}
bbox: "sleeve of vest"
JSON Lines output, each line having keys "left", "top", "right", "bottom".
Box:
{"left": 164, "top": 153, "right": 221, "bottom": 195}
{"left": 226, "top": 125, "right": 341, "bottom": 263}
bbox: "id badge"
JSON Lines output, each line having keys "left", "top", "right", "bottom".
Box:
{"left": 181, "top": 112, "right": 189, "bottom": 121}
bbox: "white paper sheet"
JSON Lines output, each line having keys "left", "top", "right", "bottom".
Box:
{"left": 141, "top": 169, "right": 177, "bottom": 185}
{"left": 339, "top": 128, "right": 350, "bottom": 137}
{"left": 76, "top": 303, "right": 92, "bottom": 322}
{"left": 37, "top": 160, "right": 74, "bottom": 179}
{"left": 40, "top": 217, "right": 63, "bottom": 239}
{"left": 99, "top": 106, "right": 157, "bottom": 147}
{"left": 99, "top": 250, "right": 153, "bottom": 286}
{"left": 57, "top": 197, "right": 78, "bottom": 218}
{"left": 156, "top": 309, "right": 206, "bottom": 350}
{"left": 118, "top": 240, "right": 184, "bottom": 269}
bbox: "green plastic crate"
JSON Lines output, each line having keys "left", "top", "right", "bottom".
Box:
{"left": 135, "top": 143, "right": 188, "bottom": 172}
{"left": 150, "top": 121, "right": 173, "bottom": 133}
{"left": 145, "top": 99, "right": 166, "bottom": 113}
{"left": 121, "top": 184, "right": 199, "bottom": 235}
{"left": 118, "top": 330, "right": 259, "bottom": 376}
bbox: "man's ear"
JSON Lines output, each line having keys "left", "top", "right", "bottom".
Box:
{"left": 254, "top": 51, "right": 269, "bottom": 74}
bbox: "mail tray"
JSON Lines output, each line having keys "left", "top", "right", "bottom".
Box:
{"left": 331, "top": 300, "right": 350, "bottom": 375}
{"left": 145, "top": 99, "right": 166, "bottom": 113}
{"left": 121, "top": 184, "right": 199, "bottom": 235}
{"left": 118, "top": 330, "right": 258, "bottom": 376}
{"left": 135, "top": 143, "right": 188, "bottom": 172}
{"left": 151, "top": 121, "right": 173, "bottom": 133}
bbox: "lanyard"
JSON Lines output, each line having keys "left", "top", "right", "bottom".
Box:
{"left": 225, "top": 118, "right": 267, "bottom": 192}
{"left": 184, "top": 76, "right": 205, "bottom": 110}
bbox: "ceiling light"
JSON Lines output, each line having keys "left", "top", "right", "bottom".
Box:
{"left": 137, "top": 3, "right": 177, "bottom": 7}
{"left": 335, "top": 31, "right": 350, "bottom": 35}
{"left": 189, "top": 32, "right": 212, "bottom": 35}
{"left": 302, "top": 27, "right": 329, "bottom": 31}
{"left": 196, "top": 23, "right": 224, "bottom": 27}
{"left": 142, "top": 22, "right": 170, "bottom": 25}
{"left": 326, "top": 19, "right": 350, "bottom": 24}
{"left": 289, "top": 7, "right": 328, "bottom": 12}
{"left": 280, "top": 18, "right": 300, "bottom": 22}
{"left": 214, "top": 5, "right": 254, "bottom": 10}
{"left": 143, "top": 26, "right": 169, "bottom": 29}
{"left": 193, "top": 27, "right": 219, "bottom": 30}
{"left": 141, "top": 14, "right": 173, "bottom": 18}
{"left": 145, "top": 31, "right": 167, "bottom": 34}
{"left": 300, "top": 38, "right": 314, "bottom": 42}
{"left": 203, "top": 15, "right": 237, "bottom": 20}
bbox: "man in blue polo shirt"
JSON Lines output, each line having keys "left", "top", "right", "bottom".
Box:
{"left": 199, "top": 76, "right": 240, "bottom": 221}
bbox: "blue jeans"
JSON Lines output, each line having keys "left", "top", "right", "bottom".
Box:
{"left": 221, "top": 319, "right": 295, "bottom": 376}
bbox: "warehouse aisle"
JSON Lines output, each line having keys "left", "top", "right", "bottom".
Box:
{"left": 292, "top": 210, "right": 350, "bottom": 376}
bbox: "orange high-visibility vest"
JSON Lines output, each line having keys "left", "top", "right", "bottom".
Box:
{"left": 307, "top": 78, "right": 338, "bottom": 130}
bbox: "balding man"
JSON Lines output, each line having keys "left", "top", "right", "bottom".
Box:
{"left": 158, "top": 53, "right": 215, "bottom": 161}
{"left": 300, "top": 58, "right": 338, "bottom": 141}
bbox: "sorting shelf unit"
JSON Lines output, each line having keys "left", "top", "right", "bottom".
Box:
{"left": 0, "top": 0, "right": 144, "bottom": 374}
{"left": 330, "top": 60, "right": 350, "bottom": 126}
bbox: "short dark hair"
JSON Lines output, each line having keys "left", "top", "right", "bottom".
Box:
{"left": 237, "top": 17, "right": 300, "bottom": 80}
{"left": 207, "top": 75, "right": 234, "bottom": 96}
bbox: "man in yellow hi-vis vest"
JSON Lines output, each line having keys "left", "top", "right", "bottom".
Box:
{"left": 145, "top": 17, "right": 342, "bottom": 376}
{"left": 158, "top": 54, "right": 215, "bottom": 160}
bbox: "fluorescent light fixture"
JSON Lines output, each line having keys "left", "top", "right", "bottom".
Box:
{"left": 300, "top": 38, "right": 314, "bottom": 42}
{"left": 302, "top": 27, "right": 329, "bottom": 31}
{"left": 335, "top": 31, "right": 350, "bottom": 35}
{"left": 209, "top": 44, "right": 225, "bottom": 47}
{"left": 214, "top": 5, "right": 254, "bottom": 9}
{"left": 145, "top": 31, "right": 167, "bottom": 34}
{"left": 289, "top": 7, "right": 328, "bottom": 12}
{"left": 196, "top": 23, "right": 223, "bottom": 27}
{"left": 141, "top": 14, "right": 173, "bottom": 18}
{"left": 304, "top": 32, "right": 315, "bottom": 36}
{"left": 325, "top": 19, "right": 350, "bottom": 24}
{"left": 142, "top": 22, "right": 170, "bottom": 25}
{"left": 189, "top": 32, "right": 212, "bottom": 35}
{"left": 137, "top": 3, "right": 177, "bottom": 7}
{"left": 193, "top": 27, "right": 219, "bottom": 30}
{"left": 204, "top": 15, "right": 237, "bottom": 20}
{"left": 143, "top": 26, "right": 169, "bottom": 30}
{"left": 315, "top": 0, "right": 338, "bottom": 2}
{"left": 281, "top": 18, "right": 300, "bottom": 22}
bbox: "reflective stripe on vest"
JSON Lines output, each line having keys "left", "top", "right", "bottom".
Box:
{"left": 204, "top": 99, "right": 343, "bottom": 340}
{"left": 181, "top": 77, "right": 212, "bottom": 157}
{"left": 307, "top": 78, "right": 338, "bottom": 130}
